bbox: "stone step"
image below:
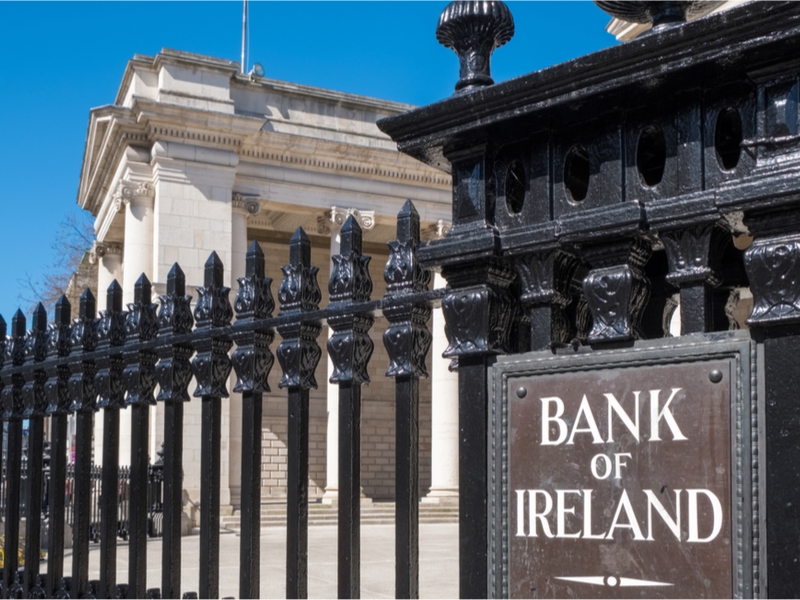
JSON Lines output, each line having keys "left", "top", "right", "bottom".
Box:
{"left": 220, "top": 502, "right": 458, "bottom": 530}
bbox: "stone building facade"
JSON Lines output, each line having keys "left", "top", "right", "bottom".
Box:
{"left": 76, "top": 49, "right": 459, "bottom": 509}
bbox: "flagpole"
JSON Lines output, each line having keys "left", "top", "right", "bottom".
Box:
{"left": 241, "top": 0, "right": 248, "bottom": 74}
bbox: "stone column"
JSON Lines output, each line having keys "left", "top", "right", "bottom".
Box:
{"left": 228, "top": 193, "right": 262, "bottom": 509}
{"left": 118, "top": 179, "right": 155, "bottom": 467}
{"left": 92, "top": 241, "right": 124, "bottom": 467}
{"left": 95, "top": 242, "right": 124, "bottom": 300}
{"left": 424, "top": 270, "right": 460, "bottom": 505}
{"left": 322, "top": 206, "right": 375, "bottom": 504}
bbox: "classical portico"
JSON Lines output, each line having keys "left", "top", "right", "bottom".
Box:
{"left": 78, "top": 48, "right": 456, "bottom": 510}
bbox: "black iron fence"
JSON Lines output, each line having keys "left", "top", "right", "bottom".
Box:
{"left": 2, "top": 456, "right": 164, "bottom": 544}
{"left": 0, "top": 201, "right": 439, "bottom": 599}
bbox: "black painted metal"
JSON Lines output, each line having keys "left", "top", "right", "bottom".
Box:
{"left": 328, "top": 217, "right": 374, "bottom": 599}
{"left": 46, "top": 296, "right": 72, "bottom": 598}
{"left": 383, "top": 201, "right": 432, "bottom": 599}
{"left": 232, "top": 241, "right": 274, "bottom": 599}
{"left": 96, "top": 281, "right": 126, "bottom": 599}
{"left": 277, "top": 229, "right": 321, "bottom": 600}
{"left": 126, "top": 274, "right": 159, "bottom": 599}
{"left": 3, "top": 310, "right": 26, "bottom": 597}
{"left": 70, "top": 289, "right": 98, "bottom": 599}
{"left": 22, "top": 304, "right": 47, "bottom": 597}
{"left": 192, "top": 252, "right": 233, "bottom": 600}
{"left": 156, "top": 264, "right": 193, "bottom": 600}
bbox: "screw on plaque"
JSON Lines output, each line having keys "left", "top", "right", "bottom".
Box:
{"left": 516, "top": 387, "right": 527, "bottom": 398}
{"left": 709, "top": 369, "right": 723, "bottom": 383}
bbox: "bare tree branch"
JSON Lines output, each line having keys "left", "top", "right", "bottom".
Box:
{"left": 17, "top": 210, "right": 96, "bottom": 313}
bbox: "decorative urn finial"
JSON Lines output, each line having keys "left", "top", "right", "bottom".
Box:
{"left": 594, "top": 1, "right": 710, "bottom": 30}
{"left": 436, "top": 1, "right": 515, "bottom": 93}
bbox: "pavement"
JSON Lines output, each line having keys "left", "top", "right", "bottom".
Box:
{"left": 60, "top": 523, "right": 459, "bottom": 598}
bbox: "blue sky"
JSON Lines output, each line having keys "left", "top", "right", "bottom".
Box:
{"left": 0, "top": 1, "right": 616, "bottom": 323}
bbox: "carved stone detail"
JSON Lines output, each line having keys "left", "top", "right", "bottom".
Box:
{"left": 232, "top": 192, "right": 262, "bottom": 217}
{"left": 114, "top": 179, "right": 154, "bottom": 211}
{"left": 330, "top": 206, "right": 375, "bottom": 230}
{"left": 425, "top": 220, "right": 452, "bottom": 240}
{"left": 745, "top": 234, "right": 800, "bottom": 325}
{"left": 93, "top": 242, "right": 123, "bottom": 260}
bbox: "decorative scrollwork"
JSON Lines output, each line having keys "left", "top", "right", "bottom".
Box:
{"left": 194, "top": 252, "right": 233, "bottom": 328}
{"left": 276, "top": 324, "right": 322, "bottom": 390}
{"left": 582, "top": 239, "right": 651, "bottom": 343}
{"left": 383, "top": 306, "right": 433, "bottom": 378}
{"left": 277, "top": 228, "right": 322, "bottom": 390}
{"left": 95, "top": 281, "right": 127, "bottom": 410}
{"left": 45, "top": 297, "right": 73, "bottom": 416}
{"left": 440, "top": 259, "right": 516, "bottom": 357}
{"left": 745, "top": 235, "right": 800, "bottom": 325}
{"left": 328, "top": 315, "right": 374, "bottom": 385}
{"left": 122, "top": 275, "right": 159, "bottom": 407}
{"left": 662, "top": 223, "right": 724, "bottom": 287}
{"left": 69, "top": 290, "right": 98, "bottom": 414}
{"left": 383, "top": 201, "right": 432, "bottom": 377}
{"left": 329, "top": 216, "right": 373, "bottom": 303}
{"left": 232, "top": 334, "right": 274, "bottom": 394}
{"left": 232, "top": 241, "right": 275, "bottom": 394}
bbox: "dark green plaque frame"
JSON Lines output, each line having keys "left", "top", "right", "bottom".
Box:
{"left": 489, "top": 332, "right": 762, "bottom": 599}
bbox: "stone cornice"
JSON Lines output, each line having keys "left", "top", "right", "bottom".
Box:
{"left": 131, "top": 97, "right": 266, "bottom": 149}
{"left": 239, "top": 130, "right": 451, "bottom": 189}
{"left": 78, "top": 105, "right": 147, "bottom": 215}
{"left": 231, "top": 72, "right": 416, "bottom": 115}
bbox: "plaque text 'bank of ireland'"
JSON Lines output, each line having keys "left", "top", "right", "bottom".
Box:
{"left": 493, "top": 339, "right": 758, "bottom": 599}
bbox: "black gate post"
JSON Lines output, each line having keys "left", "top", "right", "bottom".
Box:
{"left": 383, "top": 200, "right": 432, "bottom": 599}
{"left": 328, "top": 216, "right": 375, "bottom": 599}
{"left": 192, "top": 252, "right": 233, "bottom": 600}
{"left": 418, "top": 144, "right": 516, "bottom": 599}
{"left": 95, "top": 281, "right": 127, "bottom": 599}
{"left": 231, "top": 241, "right": 275, "bottom": 600}
{"left": 744, "top": 213, "right": 800, "bottom": 597}
{"left": 155, "top": 264, "right": 194, "bottom": 600}
{"left": 276, "top": 228, "right": 322, "bottom": 600}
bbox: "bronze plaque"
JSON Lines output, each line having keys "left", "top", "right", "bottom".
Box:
{"left": 508, "top": 359, "right": 733, "bottom": 598}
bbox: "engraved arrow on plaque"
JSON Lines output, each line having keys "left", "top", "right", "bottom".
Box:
{"left": 554, "top": 576, "right": 673, "bottom": 587}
